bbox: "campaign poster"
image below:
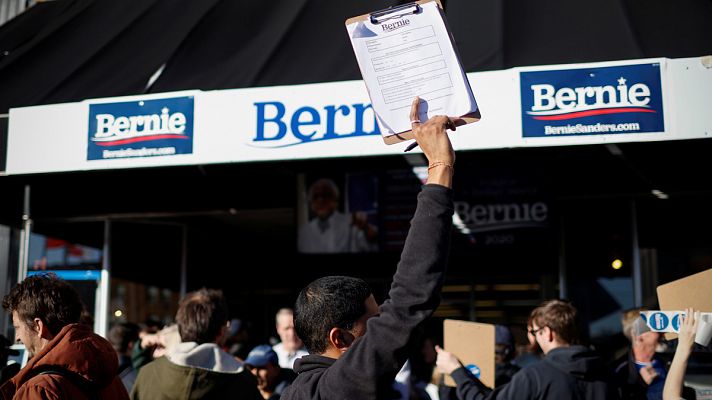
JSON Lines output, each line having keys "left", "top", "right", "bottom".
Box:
{"left": 297, "top": 173, "right": 379, "bottom": 254}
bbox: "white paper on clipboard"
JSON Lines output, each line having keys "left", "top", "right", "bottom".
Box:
{"left": 346, "top": 0, "right": 479, "bottom": 144}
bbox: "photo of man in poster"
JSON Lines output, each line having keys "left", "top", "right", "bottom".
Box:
{"left": 297, "top": 177, "right": 378, "bottom": 254}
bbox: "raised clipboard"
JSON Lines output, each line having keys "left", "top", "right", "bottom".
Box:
{"left": 346, "top": 0, "right": 480, "bottom": 145}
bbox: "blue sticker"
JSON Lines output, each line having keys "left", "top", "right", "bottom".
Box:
{"left": 88, "top": 96, "right": 194, "bottom": 160}
{"left": 465, "top": 364, "right": 481, "bottom": 378}
{"left": 520, "top": 63, "right": 664, "bottom": 138}
{"left": 640, "top": 313, "right": 648, "bottom": 323}
{"left": 671, "top": 313, "right": 683, "bottom": 332}
{"left": 649, "top": 312, "right": 670, "bottom": 331}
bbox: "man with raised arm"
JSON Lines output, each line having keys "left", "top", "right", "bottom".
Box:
{"left": 282, "top": 97, "right": 457, "bottom": 399}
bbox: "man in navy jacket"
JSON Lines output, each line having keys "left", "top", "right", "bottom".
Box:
{"left": 436, "top": 300, "right": 619, "bottom": 400}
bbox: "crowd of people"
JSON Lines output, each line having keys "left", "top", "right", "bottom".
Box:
{"left": 0, "top": 98, "right": 705, "bottom": 399}
{"left": 433, "top": 303, "right": 705, "bottom": 400}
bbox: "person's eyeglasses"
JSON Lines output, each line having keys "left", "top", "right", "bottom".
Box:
{"left": 527, "top": 327, "right": 544, "bottom": 336}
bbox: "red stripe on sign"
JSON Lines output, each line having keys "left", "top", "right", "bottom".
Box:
{"left": 532, "top": 108, "right": 656, "bottom": 121}
{"left": 95, "top": 134, "right": 189, "bottom": 146}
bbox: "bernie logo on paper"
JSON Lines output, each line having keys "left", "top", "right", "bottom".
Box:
{"left": 87, "top": 96, "right": 194, "bottom": 160}
{"left": 520, "top": 63, "right": 664, "bottom": 138}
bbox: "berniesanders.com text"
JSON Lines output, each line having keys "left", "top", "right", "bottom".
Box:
{"left": 544, "top": 122, "right": 641, "bottom": 135}
{"left": 102, "top": 147, "right": 176, "bottom": 159}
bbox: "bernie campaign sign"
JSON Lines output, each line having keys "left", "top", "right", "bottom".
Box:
{"left": 520, "top": 63, "right": 664, "bottom": 138}
{"left": 87, "top": 96, "right": 194, "bottom": 160}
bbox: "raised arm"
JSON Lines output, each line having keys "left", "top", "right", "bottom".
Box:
{"left": 317, "top": 98, "right": 458, "bottom": 397}
{"left": 663, "top": 308, "right": 699, "bottom": 400}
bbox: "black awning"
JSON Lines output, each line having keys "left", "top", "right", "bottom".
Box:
{"left": 0, "top": 0, "right": 710, "bottom": 113}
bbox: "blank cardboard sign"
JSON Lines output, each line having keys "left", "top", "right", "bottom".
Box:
{"left": 657, "top": 267, "right": 712, "bottom": 340}
{"left": 443, "top": 319, "right": 495, "bottom": 388}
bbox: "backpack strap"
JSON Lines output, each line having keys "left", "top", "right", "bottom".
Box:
{"left": 35, "top": 367, "right": 100, "bottom": 400}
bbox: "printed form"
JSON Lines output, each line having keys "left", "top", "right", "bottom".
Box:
{"left": 347, "top": 1, "right": 478, "bottom": 140}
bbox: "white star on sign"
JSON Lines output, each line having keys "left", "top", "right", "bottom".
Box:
{"left": 617, "top": 77, "right": 627, "bottom": 86}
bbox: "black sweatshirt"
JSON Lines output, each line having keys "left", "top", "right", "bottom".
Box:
{"left": 282, "top": 184, "right": 454, "bottom": 400}
{"left": 451, "top": 346, "right": 620, "bottom": 400}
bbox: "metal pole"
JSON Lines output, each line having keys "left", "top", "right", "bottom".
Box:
{"left": 0, "top": 225, "right": 12, "bottom": 334}
{"left": 631, "top": 200, "right": 643, "bottom": 307}
{"left": 17, "top": 185, "right": 31, "bottom": 282}
{"left": 558, "top": 213, "right": 568, "bottom": 299}
{"left": 180, "top": 226, "right": 187, "bottom": 298}
{"left": 96, "top": 219, "right": 112, "bottom": 337}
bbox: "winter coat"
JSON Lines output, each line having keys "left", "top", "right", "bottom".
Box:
{"left": 282, "top": 185, "right": 454, "bottom": 399}
{"left": 0, "top": 323, "right": 129, "bottom": 400}
{"left": 131, "top": 342, "right": 262, "bottom": 400}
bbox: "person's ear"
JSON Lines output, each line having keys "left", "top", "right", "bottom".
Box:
{"left": 34, "top": 318, "right": 52, "bottom": 340}
{"left": 328, "top": 327, "right": 354, "bottom": 353}
{"left": 31, "top": 319, "right": 42, "bottom": 336}
{"left": 543, "top": 326, "right": 554, "bottom": 343}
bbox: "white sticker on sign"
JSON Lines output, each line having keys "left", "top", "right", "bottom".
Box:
{"left": 640, "top": 310, "right": 712, "bottom": 346}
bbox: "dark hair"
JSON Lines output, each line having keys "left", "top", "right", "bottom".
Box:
{"left": 294, "top": 276, "right": 372, "bottom": 354}
{"left": 175, "top": 288, "right": 228, "bottom": 345}
{"left": 2, "top": 274, "right": 83, "bottom": 336}
{"left": 529, "top": 299, "right": 580, "bottom": 345}
{"left": 108, "top": 322, "right": 140, "bottom": 353}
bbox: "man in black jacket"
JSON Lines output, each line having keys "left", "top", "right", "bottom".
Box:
{"left": 282, "top": 97, "right": 457, "bottom": 400}
{"left": 436, "top": 300, "right": 619, "bottom": 400}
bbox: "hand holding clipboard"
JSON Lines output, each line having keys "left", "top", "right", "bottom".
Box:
{"left": 346, "top": 0, "right": 480, "bottom": 145}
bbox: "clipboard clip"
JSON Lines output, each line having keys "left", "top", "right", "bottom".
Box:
{"left": 370, "top": 3, "right": 422, "bottom": 24}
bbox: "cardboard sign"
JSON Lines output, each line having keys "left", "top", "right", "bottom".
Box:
{"left": 443, "top": 319, "right": 495, "bottom": 388}
{"left": 657, "top": 267, "right": 712, "bottom": 340}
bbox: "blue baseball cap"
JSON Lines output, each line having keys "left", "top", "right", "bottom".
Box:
{"left": 244, "top": 345, "right": 279, "bottom": 368}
